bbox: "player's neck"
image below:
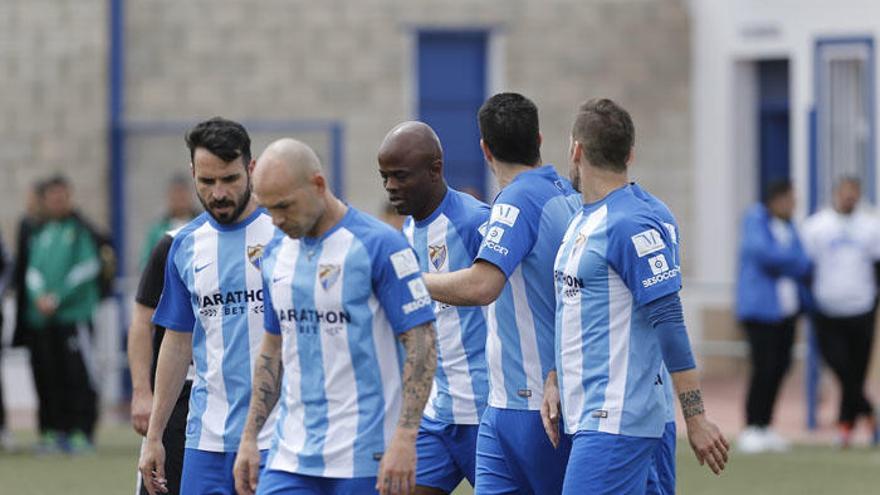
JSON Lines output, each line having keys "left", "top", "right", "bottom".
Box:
{"left": 494, "top": 161, "right": 539, "bottom": 189}
{"left": 233, "top": 198, "right": 259, "bottom": 224}
{"left": 580, "top": 166, "right": 628, "bottom": 204}
{"left": 412, "top": 184, "right": 448, "bottom": 221}
{"left": 309, "top": 195, "right": 348, "bottom": 238}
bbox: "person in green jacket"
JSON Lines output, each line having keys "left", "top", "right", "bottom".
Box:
{"left": 138, "top": 175, "right": 198, "bottom": 269}
{"left": 25, "top": 175, "right": 101, "bottom": 454}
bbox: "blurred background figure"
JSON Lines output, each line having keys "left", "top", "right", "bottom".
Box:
{"left": 0, "top": 230, "right": 12, "bottom": 451}
{"left": 138, "top": 174, "right": 197, "bottom": 268}
{"left": 802, "top": 177, "right": 880, "bottom": 448}
{"left": 11, "top": 181, "right": 47, "bottom": 350}
{"left": 22, "top": 175, "right": 103, "bottom": 454}
{"left": 736, "top": 180, "right": 812, "bottom": 454}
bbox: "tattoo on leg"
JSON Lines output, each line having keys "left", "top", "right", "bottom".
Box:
{"left": 679, "top": 389, "right": 705, "bottom": 419}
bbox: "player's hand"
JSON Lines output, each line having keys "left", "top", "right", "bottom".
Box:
{"left": 36, "top": 294, "right": 58, "bottom": 316}
{"left": 376, "top": 428, "right": 417, "bottom": 495}
{"left": 541, "top": 370, "right": 561, "bottom": 448}
{"left": 131, "top": 388, "right": 153, "bottom": 436}
{"left": 138, "top": 438, "right": 168, "bottom": 495}
{"left": 685, "top": 414, "right": 729, "bottom": 475}
{"left": 233, "top": 436, "right": 262, "bottom": 495}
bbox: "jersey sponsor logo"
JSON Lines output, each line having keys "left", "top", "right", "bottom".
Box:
{"left": 642, "top": 267, "right": 680, "bottom": 288}
{"left": 648, "top": 254, "right": 669, "bottom": 275}
{"left": 517, "top": 388, "right": 532, "bottom": 398}
{"left": 199, "top": 289, "right": 265, "bottom": 317}
{"left": 591, "top": 409, "right": 609, "bottom": 419}
{"left": 318, "top": 264, "right": 342, "bottom": 290}
{"left": 631, "top": 229, "right": 666, "bottom": 257}
{"left": 407, "top": 278, "right": 429, "bottom": 300}
{"left": 483, "top": 240, "right": 509, "bottom": 256}
{"left": 277, "top": 307, "right": 352, "bottom": 336}
{"left": 663, "top": 222, "right": 678, "bottom": 245}
{"left": 194, "top": 261, "right": 213, "bottom": 273}
{"left": 390, "top": 248, "right": 420, "bottom": 279}
{"left": 490, "top": 203, "right": 520, "bottom": 227}
{"left": 428, "top": 244, "right": 447, "bottom": 271}
{"left": 247, "top": 244, "right": 265, "bottom": 270}
{"left": 555, "top": 269, "right": 584, "bottom": 299}
{"left": 486, "top": 226, "right": 505, "bottom": 244}
{"left": 402, "top": 296, "right": 432, "bottom": 315}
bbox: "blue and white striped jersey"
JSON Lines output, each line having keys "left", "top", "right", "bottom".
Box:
{"left": 402, "top": 187, "right": 490, "bottom": 425}
{"left": 153, "top": 209, "right": 284, "bottom": 452}
{"left": 554, "top": 185, "right": 680, "bottom": 438}
{"left": 631, "top": 182, "right": 680, "bottom": 424}
{"left": 476, "top": 165, "right": 581, "bottom": 410}
{"left": 261, "top": 207, "right": 436, "bottom": 479}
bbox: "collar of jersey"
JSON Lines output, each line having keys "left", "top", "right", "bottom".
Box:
{"left": 205, "top": 207, "right": 265, "bottom": 232}
{"left": 300, "top": 204, "right": 355, "bottom": 247}
{"left": 581, "top": 183, "right": 630, "bottom": 211}
{"left": 413, "top": 187, "right": 452, "bottom": 228}
{"left": 508, "top": 164, "right": 557, "bottom": 188}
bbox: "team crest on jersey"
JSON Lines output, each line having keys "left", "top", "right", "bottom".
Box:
{"left": 428, "top": 244, "right": 447, "bottom": 271}
{"left": 318, "top": 264, "right": 342, "bottom": 290}
{"left": 247, "top": 244, "right": 265, "bottom": 270}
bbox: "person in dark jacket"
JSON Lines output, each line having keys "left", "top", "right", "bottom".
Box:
{"left": 736, "top": 180, "right": 811, "bottom": 454}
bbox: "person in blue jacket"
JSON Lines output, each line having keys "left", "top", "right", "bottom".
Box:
{"left": 735, "top": 179, "right": 811, "bottom": 454}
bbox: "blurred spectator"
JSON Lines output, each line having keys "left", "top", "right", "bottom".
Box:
{"left": 138, "top": 175, "right": 197, "bottom": 268}
{"left": 802, "top": 177, "right": 880, "bottom": 447}
{"left": 11, "top": 181, "right": 46, "bottom": 349}
{"left": 736, "top": 180, "right": 811, "bottom": 454}
{"left": 23, "top": 175, "right": 102, "bottom": 454}
{"left": 0, "top": 231, "right": 12, "bottom": 451}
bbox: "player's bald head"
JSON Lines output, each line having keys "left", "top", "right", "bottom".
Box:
{"left": 377, "top": 121, "right": 443, "bottom": 171}
{"left": 254, "top": 138, "right": 323, "bottom": 190}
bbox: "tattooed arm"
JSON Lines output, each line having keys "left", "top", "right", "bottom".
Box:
{"left": 234, "top": 333, "right": 283, "bottom": 495}
{"left": 670, "top": 369, "right": 730, "bottom": 475}
{"left": 376, "top": 322, "right": 437, "bottom": 495}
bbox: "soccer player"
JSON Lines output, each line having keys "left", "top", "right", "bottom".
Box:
{"left": 421, "top": 93, "right": 580, "bottom": 494}
{"left": 233, "top": 138, "right": 437, "bottom": 495}
{"left": 129, "top": 231, "right": 191, "bottom": 495}
{"left": 544, "top": 98, "right": 727, "bottom": 494}
{"left": 138, "top": 117, "right": 283, "bottom": 495}
{"left": 377, "top": 121, "right": 490, "bottom": 494}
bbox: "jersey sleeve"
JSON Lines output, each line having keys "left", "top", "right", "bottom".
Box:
{"left": 371, "top": 231, "right": 436, "bottom": 335}
{"left": 463, "top": 203, "right": 491, "bottom": 258}
{"left": 475, "top": 189, "right": 537, "bottom": 277}
{"left": 152, "top": 239, "right": 196, "bottom": 332}
{"left": 607, "top": 214, "right": 681, "bottom": 307}
{"left": 135, "top": 234, "right": 173, "bottom": 309}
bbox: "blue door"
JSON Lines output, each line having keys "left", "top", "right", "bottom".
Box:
{"left": 757, "top": 60, "right": 790, "bottom": 197}
{"left": 418, "top": 31, "right": 488, "bottom": 199}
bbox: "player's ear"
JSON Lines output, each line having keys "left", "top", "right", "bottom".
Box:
{"left": 312, "top": 172, "right": 326, "bottom": 193}
{"left": 626, "top": 148, "right": 635, "bottom": 167}
{"left": 480, "top": 139, "right": 493, "bottom": 163}
{"left": 430, "top": 158, "right": 443, "bottom": 182}
{"left": 538, "top": 131, "right": 543, "bottom": 147}
{"left": 246, "top": 158, "right": 256, "bottom": 176}
{"left": 570, "top": 139, "right": 583, "bottom": 164}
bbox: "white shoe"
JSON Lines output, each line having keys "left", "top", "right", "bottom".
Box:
{"left": 738, "top": 426, "right": 769, "bottom": 454}
{"left": 763, "top": 428, "right": 791, "bottom": 452}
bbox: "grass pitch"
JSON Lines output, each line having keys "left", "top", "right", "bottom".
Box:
{"left": 1, "top": 425, "right": 879, "bottom": 494}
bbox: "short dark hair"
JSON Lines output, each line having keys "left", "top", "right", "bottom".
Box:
{"left": 41, "top": 174, "right": 70, "bottom": 193}
{"left": 763, "top": 179, "right": 793, "bottom": 204}
{"left": 572, "top": 98, "right": 635, "bottom": 173}
{"left": 185, "top": 117, "right": 252, "bottom": 166}
{"left": 478, "top": 93, "right": 541, "bottom": 166}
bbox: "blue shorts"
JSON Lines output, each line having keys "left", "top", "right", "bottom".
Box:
{"left": 180, "top": 448, "right": 268, "bottom": 495}
{"left": 647, "top": 421, "right": 676, "bottom": 495}
{"left": 475, "top": 406, "right": 571, "bottom": 495}
{"left": 563, "top": 431, "right": 660, "bottom": 495}
{"left": 256, "top": 469, "right": 377, "bottom": 495}
{"left": 415, "top": 416, "right": 479, "bottom": 492}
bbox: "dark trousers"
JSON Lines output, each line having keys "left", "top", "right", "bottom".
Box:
{"left": 814, "top": 311, "right": 876, "bottom": 425}
{"left": 28, "top": 322, "right": 99, "bottom": 436}
{"left": 138, "top": 381, "right": 191, "bottom": 495}
{"left": 743, "top": 317, "right": 797, "bottom": 427}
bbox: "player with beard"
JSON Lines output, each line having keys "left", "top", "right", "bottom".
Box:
{"left": 138, "top": 117, "right": 284, "bottom": 495}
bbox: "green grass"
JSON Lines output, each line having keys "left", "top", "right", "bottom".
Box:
{"left": 2, "top": 426, "right": 879, "bottom": 494}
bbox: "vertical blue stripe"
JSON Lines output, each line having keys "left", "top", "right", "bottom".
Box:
{"left": 220, "top": 227, "right": 249, "bottom": 451}
{"left": 343, "top": 238, "right": 387, "bottom": 474}
{"left": 494, "top": 285, "right": 527, "bottom": 409}
{"left": 293, "top": 243, "right": 327, "bottom": 472}
{"left": 579, "top": 220, "right": 610, "bottom": 431}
